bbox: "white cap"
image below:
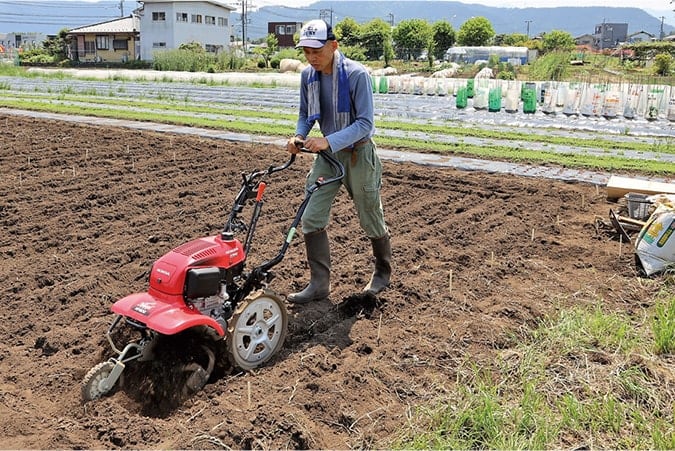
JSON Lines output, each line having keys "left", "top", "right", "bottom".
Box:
{"left": 296, "top": 19, "right": 336, "bottom": 48}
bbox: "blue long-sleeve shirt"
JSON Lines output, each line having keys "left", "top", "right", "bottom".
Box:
{"left": 295, "top": 57, "right": 375, "bottom": 153}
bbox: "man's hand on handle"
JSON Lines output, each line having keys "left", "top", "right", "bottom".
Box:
{"left": 287, "top": 136, "right": 329, "bottom": 154}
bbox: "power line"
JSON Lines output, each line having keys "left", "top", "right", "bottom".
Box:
{"left": 320, "top": 8, "right": 333, "bottom": 25}
{"left": 0, "top": 0, "right": 119, "bottom": 8}
{"left": 0, "top": 12, "right": 116, "bottom": 19}
{"left": 0, "top": 0, "right": 121, "bottom": 30}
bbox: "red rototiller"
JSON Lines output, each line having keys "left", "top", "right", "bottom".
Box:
{"left": 82, "top": 146, "right": 343, "bottom": 401}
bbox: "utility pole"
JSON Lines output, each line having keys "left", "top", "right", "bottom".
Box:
{"left": 118, "top": 0, "right": 124, "bottom": 16}
{"left": 525, "top": 19, "right": 532, "bottom": 39}
{"left": 239, "top": 0, "right": 251, "bottom": 53}
{"left": 319, "top": 8, "right": 333, "bottom": 25}
{"left": 387, "top": 13, "right": 394, "bottom": 27}
{"left": 660, "top": 16, "right": 665, "bottom": 40}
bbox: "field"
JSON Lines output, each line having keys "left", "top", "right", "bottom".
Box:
{"left": 0, "top": 113, "right": 671, "bottom": 449}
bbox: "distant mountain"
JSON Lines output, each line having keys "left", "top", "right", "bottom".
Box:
{"left": 240, "top": 1, "right": 674, "bottom": 40}
{"left": 2, "top": 0, "right": 673, "bottom": 41}
{"left": 0, "top": 1, "right": 122, "bottom": 35}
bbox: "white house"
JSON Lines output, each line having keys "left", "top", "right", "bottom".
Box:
{"left": 136, "top": 0, "right": 235, "bottom": 61}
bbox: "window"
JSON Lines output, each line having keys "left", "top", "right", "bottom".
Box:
{"left": 176, "top": 12, "right": 188, "bottom": 22}
{"left": 152, "top": 11, "right": 166, "bottom": 21}
{"left": 191, "top": 14, "right": 202, "bottom": 24}
{"left": 84, "top": 41, "right": 95, "bottom": 55}
{"left": 152, "top": 42, "right": 166, "bottom": 48}
{"left": 275, "top": 24, "right": 296, "bottom": 35}
{"left": 205, "top": 15, "right": 215, "bottom": 25}
{"left": 95, "top": 35, "right": 109, "bottom": 50}
{"left": 112, "top": 39, "right": 128, "bottom": 50}
{"left": 218, "top": 17, "right": 228, "bottom": 27}
{"left": 205, "top": 44, "right": 217, "bottom": 53}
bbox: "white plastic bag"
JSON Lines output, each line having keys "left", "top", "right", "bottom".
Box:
{"left": 635, "top": 204, "right": 675, "bottom": 276}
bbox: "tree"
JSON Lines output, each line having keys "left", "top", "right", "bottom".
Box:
{"left": 335, "top": 17, "right": 361, "bottom": 48}
{"left": 523, "top": 38, "right": 543, "bottom": 52}
{"left": 456, "top": 16, "right": 495, "bottom": 47}
{"left": 495, "top": 33, "right": 529, "bottom": 46}
{"left": 624, "top": 42, "right": 675, "bottom": 62}
{"left": 42, "top": 28, "right": 70, "bottom": 62}
{"left": 654, "top": 53, "right": 673, "bottom": 76}
{"left": 339, "top": 45, "right": 368, "bottom": 62}
{"left": 253, "top": 33, "right": 278, "bottom": 68}
{"left": 432, "top": 20, "right": 455, "bottom": 60}
{"left": 392, "top": 18, "right": 432, "bottom": 60}
{"left": 541, "top": 30, "right": 575, "bottom": 53}
{"left": 493, "top": 34, "right": 507, "bottom": 46}
{"left": 178, "top": 41, "right": 205, "bottom": 52}
{"left": 360, "top": 18, "right": 393, "bottom": 63}
{"left": 383, "top": 38, "right": 395, "bottom": 67}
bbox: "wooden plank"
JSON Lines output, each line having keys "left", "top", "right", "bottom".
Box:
{"left": 606, "top": 175, "right": 675, "bottom": 200}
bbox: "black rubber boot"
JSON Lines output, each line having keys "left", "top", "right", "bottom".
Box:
{"left": 363, "top": 235, "right": 392, "bottom": 296}
{"left": 288, "top": 229, "right": 331, "bottom": 304}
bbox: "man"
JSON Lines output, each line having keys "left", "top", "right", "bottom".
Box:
{"left": 286, "top": 19, "right": 392, "bottom": 304}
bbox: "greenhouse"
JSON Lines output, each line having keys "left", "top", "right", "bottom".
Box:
{"left": 444, "top": 46, "right": 532, "bottom": 65}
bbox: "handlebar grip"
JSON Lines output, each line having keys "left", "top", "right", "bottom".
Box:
{"left": 256, "top": 182, "right": 266, "bottom": 201}
{"left": 290, "top": 140, "right": 344, "bottom": 186}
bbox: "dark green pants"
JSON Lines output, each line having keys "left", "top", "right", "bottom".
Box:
{"left": 302, "top": 139, "right": 388, "bottom": 239}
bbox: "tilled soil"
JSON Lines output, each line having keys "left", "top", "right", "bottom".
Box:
{"left": 0, "top": 114, "right": 659, "bottom": 449}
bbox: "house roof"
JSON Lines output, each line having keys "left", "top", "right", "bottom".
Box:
{"left": 138, "top": 0, "right": 236, "bottom": 11}
{"left": 627, "top": 30, "right": 655, "bottom": 38}
{"left": 68, "top": 15, "right": 140, "bottom": 34}
{"left": 574, "top": 33, "right": 595, "bottom": 40}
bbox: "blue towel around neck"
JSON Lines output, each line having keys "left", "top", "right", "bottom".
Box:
{"left": 306, "top": 50, "right": 351, "bottom": 131}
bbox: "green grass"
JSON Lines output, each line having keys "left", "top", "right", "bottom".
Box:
{"left": 0, "top": 91, "right": 672, "bottom": 175}
{"left": 0, "top": 64, "right": 26, "bottom": 77}
{"left": 652, "top": 292, "right": 675, "bottom": 354}
{"left": 392, "top": 295, "right": 675, "bottom": 450}
{"left": 375, "top": 136, "right": 675, "bottom": 174}
{"left": 3, "top": 89, "right": 667, "bottom": 154}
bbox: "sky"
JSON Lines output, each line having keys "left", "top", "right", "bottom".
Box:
{"left": 251, "top": 0, "right": 672, "bottom": 16}
{"left": 2, "top": 0, "right": 672, "bottom": 35}
{"left": 30, "top": 0, "right": 675, "bottom": 16}
{"left": 47, "top": 0, "right": 673, "bottom": 10}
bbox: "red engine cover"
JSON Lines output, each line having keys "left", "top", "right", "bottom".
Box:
{"left": 110, "top": 234, "right": 244, "bottom": 336}
{"left": 149, "top": 234, "right": 244, "bottom": 296}
{"left": 112, "top": 290, "right": 226, "bottom": 336}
